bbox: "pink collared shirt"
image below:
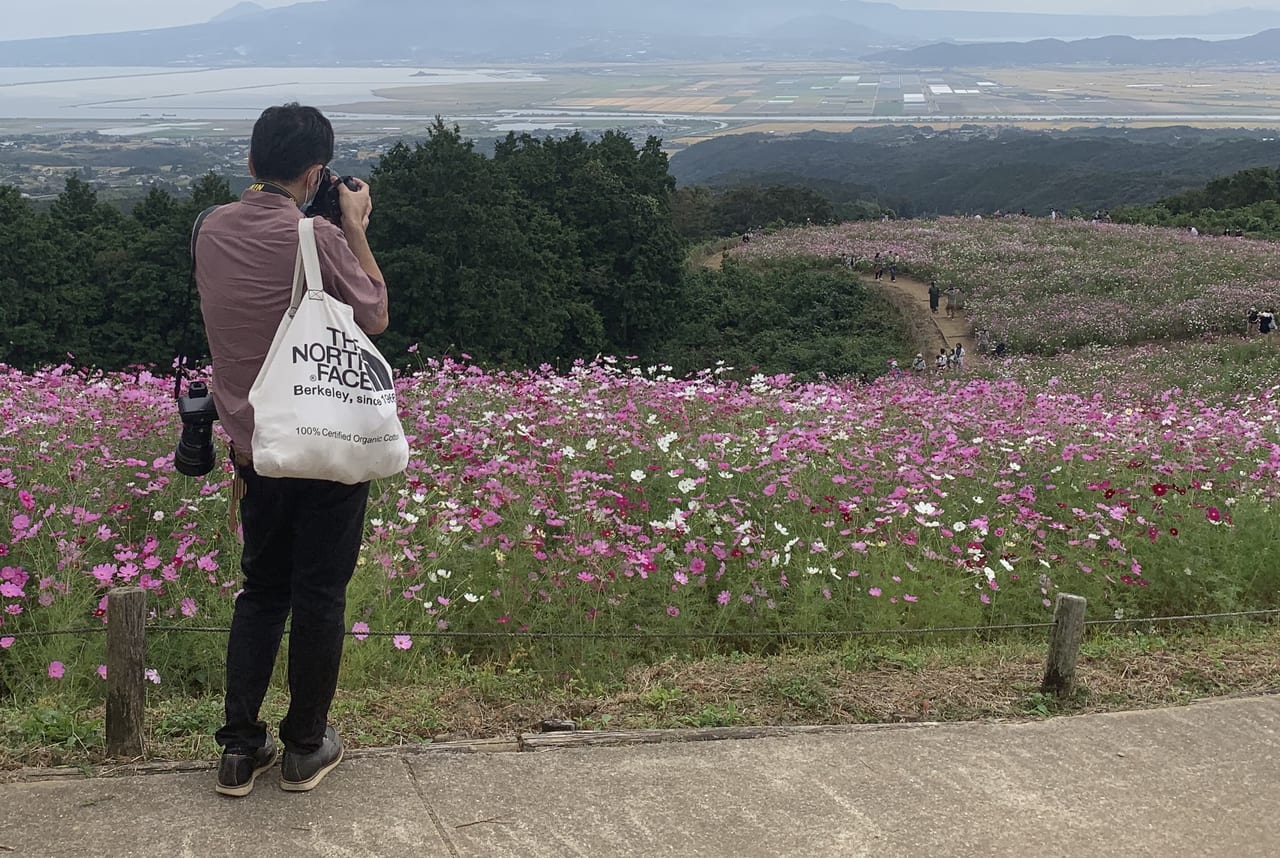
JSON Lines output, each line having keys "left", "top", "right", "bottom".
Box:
{"left": 195, "top": 189, "right": 387, "bottom": 453}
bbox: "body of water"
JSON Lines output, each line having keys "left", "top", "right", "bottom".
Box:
{"left": 0, "top": 66, "right": 543, "bottom": 123}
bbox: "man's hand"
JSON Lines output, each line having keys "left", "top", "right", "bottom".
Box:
{"left": 339, "top": 177, "right": 373, "bottom": 232}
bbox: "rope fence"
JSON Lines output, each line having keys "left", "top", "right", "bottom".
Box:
{"left": 6, "top": 607, "right": 1280, "bottom": 643}
{"left": 4, "top": 588, "right": 1273, "bottom": 756}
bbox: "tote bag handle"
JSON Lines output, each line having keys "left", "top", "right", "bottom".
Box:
{"left": 287, "top": 218, "right": 326, "bottom": 316}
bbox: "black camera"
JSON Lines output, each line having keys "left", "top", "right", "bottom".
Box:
{"left": 175, "top": 380, "right": 219, "bottom": 477}
{"left": 305, "top": 167, "right": 361, "bottom": 225}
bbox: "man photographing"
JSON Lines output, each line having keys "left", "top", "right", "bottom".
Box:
{"left": 194, "top": 103, "right": 388, "bottom": 796}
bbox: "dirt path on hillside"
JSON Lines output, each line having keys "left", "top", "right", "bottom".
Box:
{"left": 866, "top": 272, "right": 976, "bottom": 357}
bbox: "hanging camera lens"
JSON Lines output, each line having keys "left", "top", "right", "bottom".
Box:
{"left": 175, "top": 380, "right": 219, "bottom": 477}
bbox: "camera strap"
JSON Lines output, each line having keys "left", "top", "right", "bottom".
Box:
{"left": 174, "top": 205, "right": 222, "bottom": 401}
{"left": 246, "top": 181, "right": 297, "bottom": 203}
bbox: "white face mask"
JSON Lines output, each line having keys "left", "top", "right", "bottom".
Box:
{"left": 300, "top": 167, "right": 323, "bottom": 210}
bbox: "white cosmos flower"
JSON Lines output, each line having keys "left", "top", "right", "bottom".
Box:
{"left": 631, "top": 470, "right": 646, "bottom": 481}
{"left": 953, "top": 521, "right": 967, "bottom": 532}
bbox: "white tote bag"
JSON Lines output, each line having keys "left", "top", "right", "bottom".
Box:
{"left": 248, "top": 218, "right": 409, "bottom": 484}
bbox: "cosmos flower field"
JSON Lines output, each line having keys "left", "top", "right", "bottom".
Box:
{"left": 734, "top": 218, "right": 1280, "bottom": 353}
{"left": 3, "top": 340, "right": 1278, "bottom": 696}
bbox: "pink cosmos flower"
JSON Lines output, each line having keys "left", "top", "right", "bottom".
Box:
{"left": 868, "top": 588, "right": 882, "bottom": 597}
{"left": 352, "top": 622, "right": 370, "bottom": 641}
{"left": 0, "top": 636, "right": 14, "bottom": 649}
{"left": 717, "top": 590, "right": 731, "bottom": 606}
{"left": 48, "top": 661, "right": 64, "bottom": 679}
{"left": 394, "top": 634, "right": 413, "bottom": 650}
{"left": 97, "top": 665, "right": 108, "bottom": 680}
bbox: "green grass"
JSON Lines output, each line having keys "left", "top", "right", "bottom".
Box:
{"left": 3, "top": 622, "right": 1278, "bottom": 771}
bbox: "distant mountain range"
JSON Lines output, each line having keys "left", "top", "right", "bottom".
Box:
{"left": 2, "top": 0, "right": 1280, "bottom": 65}
{"left": 870, "top": 29, "right": 1280, "bottom": 66}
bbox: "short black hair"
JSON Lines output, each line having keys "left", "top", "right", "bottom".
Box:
{"left": 250, "top": 103, "right": 334, "bottom": 183}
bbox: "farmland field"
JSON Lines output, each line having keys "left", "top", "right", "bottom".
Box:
{"left": 6, "top": 62, "right": 1280, "bottom": 145}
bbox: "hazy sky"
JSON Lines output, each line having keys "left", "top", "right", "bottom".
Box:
{"left": 7, "top": 0, "right": 1280, "bottom": 40}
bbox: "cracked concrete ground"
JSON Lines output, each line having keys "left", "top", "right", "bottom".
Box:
{"left": 1, "top": 696, "right": 1276, "bottom": 857}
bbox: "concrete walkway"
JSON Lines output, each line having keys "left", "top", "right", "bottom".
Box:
{"left": 1, "top": 696, "right": 1277, "bottom": 857}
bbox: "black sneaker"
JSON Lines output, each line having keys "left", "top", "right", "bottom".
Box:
{"left": 280, "top": 725, "right": 344, "bottom": 792}
{"left": 215, "top": 734, "right": 277, "bottom": 797}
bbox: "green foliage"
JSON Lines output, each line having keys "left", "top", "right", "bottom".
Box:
{"left": 671, "top": 126, "right": 1280, "bottom": 217}
{"left": 672, "top": 184, "right": 840, "bottom": 242}
{"left": 0, "top": 174, "right": 234, "bottom": 369}
{"left": 670, "top": 258, "right": 909, "bottom": 380}
{"left": 0, "top": 129, "right": 903, "bottom": 379}
{"left": 1114, "top": 167, "right": 1280, "bottom": 238}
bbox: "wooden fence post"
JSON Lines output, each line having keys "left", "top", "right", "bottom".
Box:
{"left": 106, "top": 586, "right": 146, "bottom": 758}
{"left": 1041, "top": 593, "right": 1087, "bottom": 698}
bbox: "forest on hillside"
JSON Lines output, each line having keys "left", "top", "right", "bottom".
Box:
{"left": 1113, "top": 166, "right": 1280, "bottom": 237}
{"left": 669, "top": 126, "right": 1280, "bottom": 218}
{"left": 0, "top": 123, "right": 905, "bottom": 380}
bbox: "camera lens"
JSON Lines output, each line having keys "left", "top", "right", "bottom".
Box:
{"left": 174, "top": 423, "right": 216, "bottom": 477}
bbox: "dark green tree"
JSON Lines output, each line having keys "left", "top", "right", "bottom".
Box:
{"left": 369, "top": 121, "right": 597, "bottom": 365}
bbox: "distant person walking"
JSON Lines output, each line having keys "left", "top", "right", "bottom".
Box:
{"left": 873, "top": 252, "right": 884, "bottom": 281}
{"left": 936, "top": 349, "right": 948, "bottom": 372}
{"left": 953, "top": 343, "right": 965, "bottom": 372}
{"left": 1247, "top": 307, "right": 1259, "bottom": 338}
{"left": 888, "top": 252, "right": 899, "bottom": 282}
{"left": 944, "top": 285, "right": 959, "bottom": 319}
{"left": 1260, "top": 309, "right": 1276, "bottom": 344}
{"left": 911, "top": 353, "right": 926, "bottom": 372}
{"left": 928, "top": 280, "right": 940, "bottom": 314}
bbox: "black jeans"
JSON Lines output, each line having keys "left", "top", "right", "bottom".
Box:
{"left": 215, "top": 464, "right": 370, "bottom": 755}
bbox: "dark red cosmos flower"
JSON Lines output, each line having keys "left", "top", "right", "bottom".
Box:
{"left": 1104, "top": 489, "right": 1116, "bottom": 499}
{"left": 1169, "top": 528, "right": 1178, "bottom": 536}
{"left": 1206, "top": 507, "right": 1222, "bottom": 523}
{"left": 1152, "top": 483, "right": 1168, "bottom": 497}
